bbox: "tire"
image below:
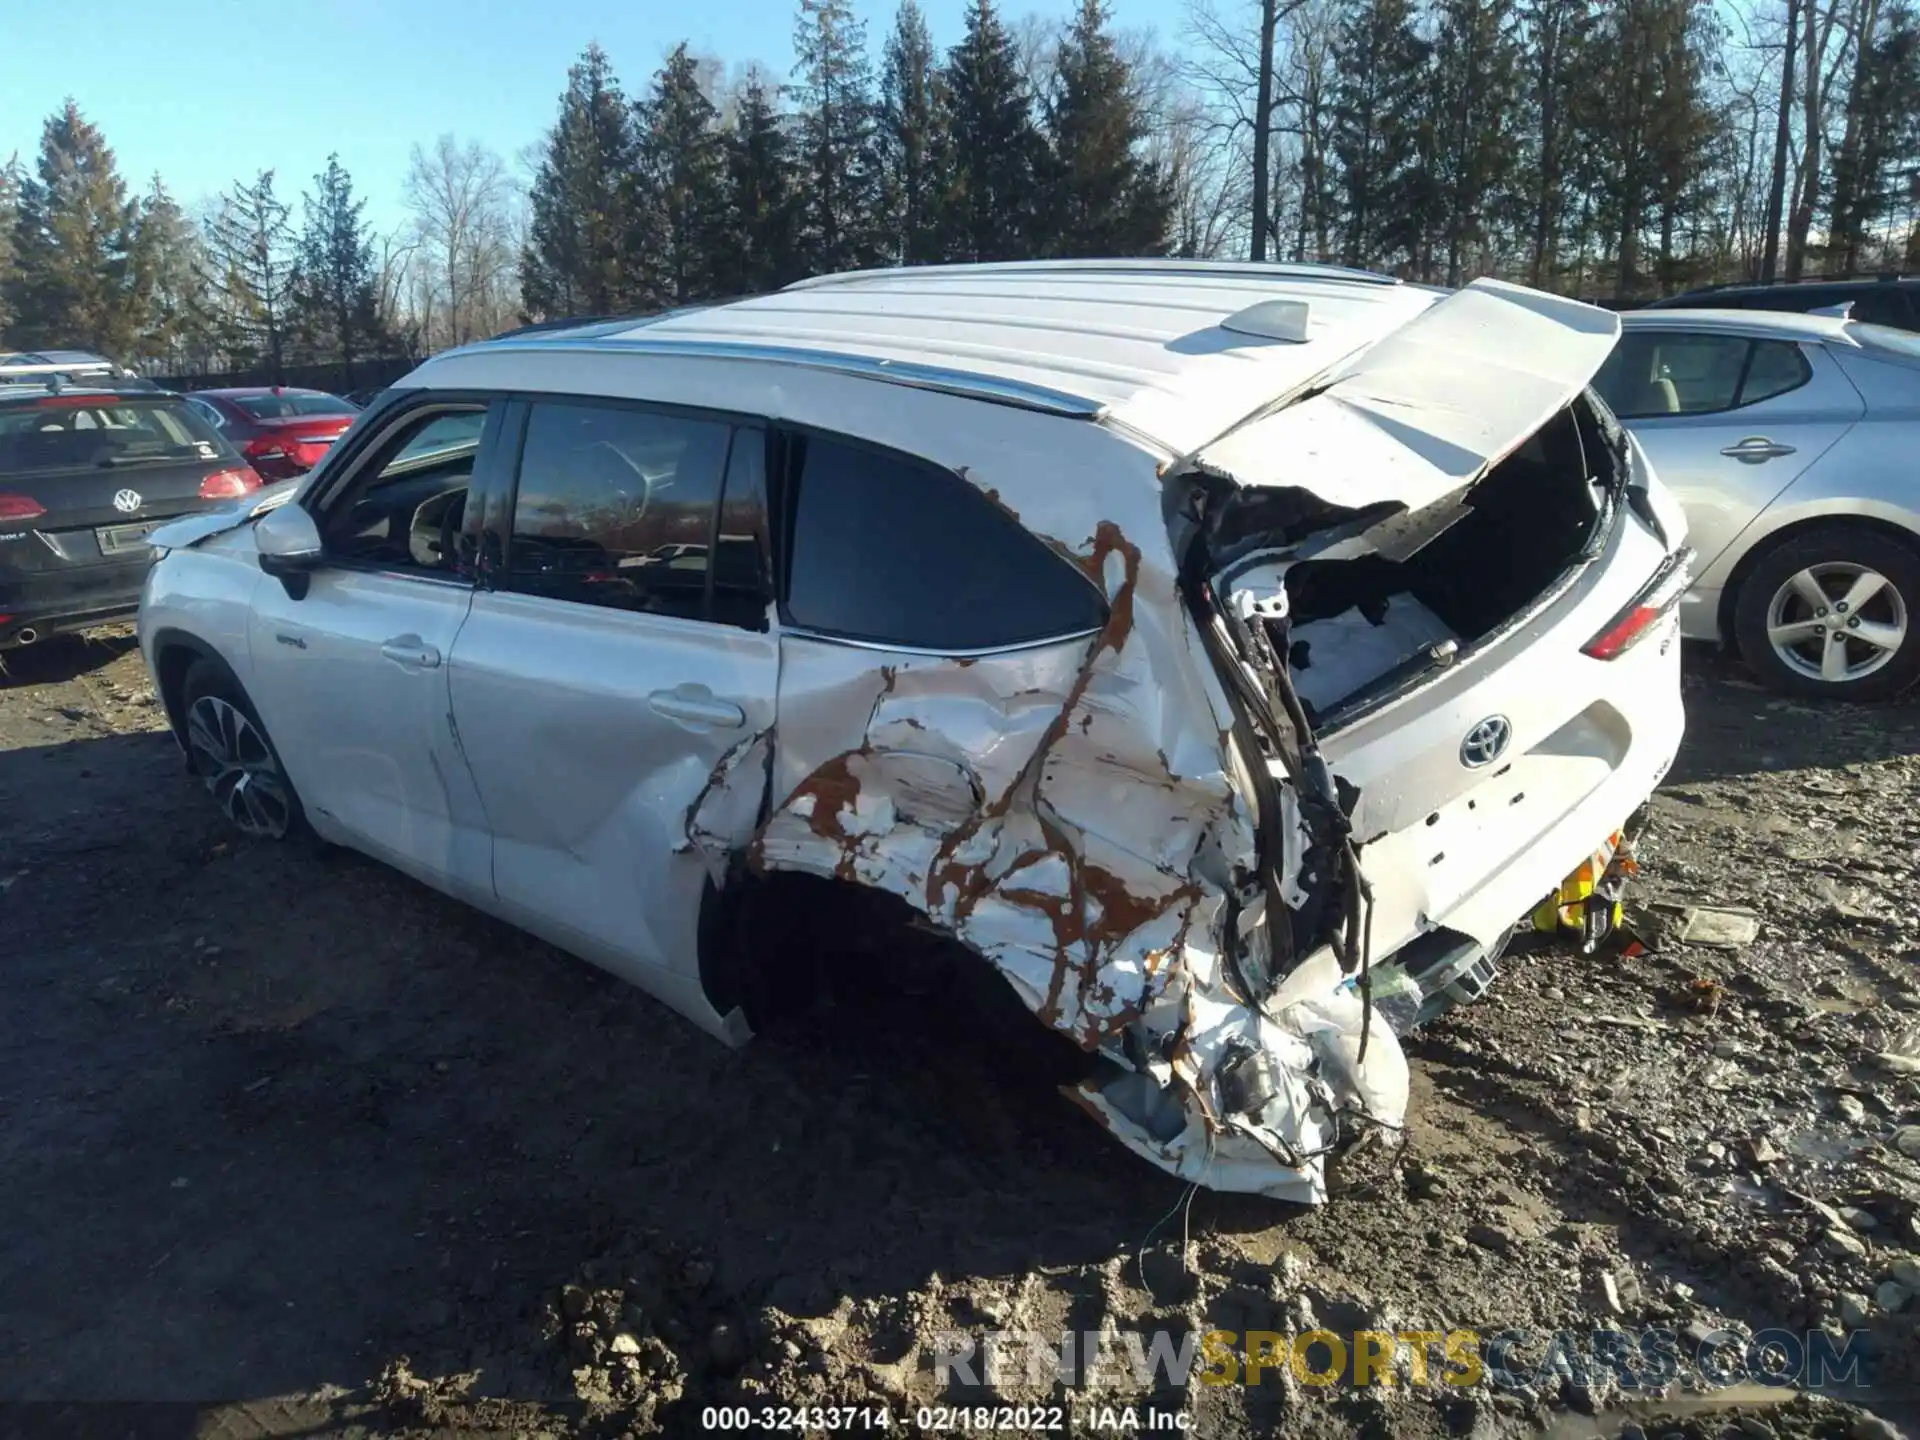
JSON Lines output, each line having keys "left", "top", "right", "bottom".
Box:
{"left": 1732, "top": 525, "right": 1920, "bottom": 701}
{"left": 179, "top": 658, "right": 313, "bottom": 841}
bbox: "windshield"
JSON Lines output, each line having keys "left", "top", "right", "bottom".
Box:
{"left": 0, "top": 397, "right": 230, "bottom": 474}
{"left": 1851, "top": 323, "right": 1920, "bottom": 363}
{"left": 233, "top": 392, "right": 355, "bottom": 420}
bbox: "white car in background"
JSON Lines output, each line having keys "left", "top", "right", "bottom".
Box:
{"left": 137, "top": 261, "right": 1689, "bottom": 1203}
{"left": 1596, "top": 310, "right": 1920, "bottom": 700}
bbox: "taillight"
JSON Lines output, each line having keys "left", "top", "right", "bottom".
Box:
{"left": 0, "top": 493, "right": 46, "bottom": 522}
{"left": 1582, "top": 548, "right": 1695, "bottom": 660}
{"left": 200, "top": 467, "right": 264, "bottom": 500}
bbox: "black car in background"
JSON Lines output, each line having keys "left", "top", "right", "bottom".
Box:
{"left": 0, "top": 386, "right": 262, "bottom": 648}
{"left": 1645, "top": 274, "right": 1920, "bottom": 331}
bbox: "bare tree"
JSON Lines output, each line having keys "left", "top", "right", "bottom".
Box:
{"left": 1183, "top": 0, "right": 1314, "bottom": 259}
{"left": 403, "top": 135, "right": 519, "bottom": 349}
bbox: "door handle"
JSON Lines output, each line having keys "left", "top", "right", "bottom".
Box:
{"left": 1720, "top": 437, "right": 1797, "bottom": 463}
{"left": 379, "top": 636, "right": 442, "bottom": 668}
{"left": 648, "top": 686, "right": 746, "bottom": 730}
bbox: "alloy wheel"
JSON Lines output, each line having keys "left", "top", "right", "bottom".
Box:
{"left": 1764, "top": 561, "right": 1910, "bottom": 686}
{"left": 185, "top": 694, "right": 292, "bottom": 839}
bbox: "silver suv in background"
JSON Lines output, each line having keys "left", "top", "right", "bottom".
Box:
{"left": 138, "top": 261, "right": 1689, "bottom": 1203}
{"left": 1595, "top": 310, "right": 1920, "bottom": 699}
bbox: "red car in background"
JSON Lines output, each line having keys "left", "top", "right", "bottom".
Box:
{"left": 183, "top": 387, "right": 360, "bottom": 481}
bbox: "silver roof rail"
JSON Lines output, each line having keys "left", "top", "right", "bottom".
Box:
{"left": 784, "top": 258, "right": 1401, "bottom": 292}
{"left": 458, "top": 334, "right": 1107, "bottom": 418}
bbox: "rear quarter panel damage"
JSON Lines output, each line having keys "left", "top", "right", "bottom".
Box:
{"left": 679, "top": 399, "right": 1397, "bottom": 1203}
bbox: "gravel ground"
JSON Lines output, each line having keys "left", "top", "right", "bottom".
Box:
{"left": 2, "top": 628, "right": 1917, "bottom": 1440}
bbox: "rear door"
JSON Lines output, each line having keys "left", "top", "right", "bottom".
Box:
{"left": 1596, "top": 329, "right": 1864, "bottom": 573}
{"left": 447, "top": 396, "right": 777, "bottom": 1013}
{"left": 242, "top": 398, "right": 500, "bottom": 898}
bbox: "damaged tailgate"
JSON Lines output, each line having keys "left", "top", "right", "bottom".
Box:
{"left": 1192, "top": 279, "right": 1622, "bottom": 513}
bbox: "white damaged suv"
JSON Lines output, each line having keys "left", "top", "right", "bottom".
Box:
{"left": 138, "top": 261, "right": 1689, "bottom": 1203}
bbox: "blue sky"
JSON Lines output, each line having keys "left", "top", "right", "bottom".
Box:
{"left": 0, "top": 0, "right": 1175, "bottom": 233}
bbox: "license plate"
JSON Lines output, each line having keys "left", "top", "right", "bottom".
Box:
{"left": 96, "top": 521, "right": 162, "bottom": 555}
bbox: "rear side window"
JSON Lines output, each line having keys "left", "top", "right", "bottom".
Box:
{"left": 1739, "top": 340, "right": 1814, "bottom": 405}
{"left": 0, "top": 398, "right": 225, "bottom": 474}
{"left": 784, "top": 434, "right": 1106, "bottom": 651}
{"left": 505, "top": 400, "right": 766, "bottom": 627}
{"left": 1594, "top": 333, "right": 1811, "bottom": 418}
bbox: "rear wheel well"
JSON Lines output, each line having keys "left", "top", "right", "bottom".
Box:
{"left": 699, "top": 867, "right": 1092, "bottom": 1080}
{"left": 1717, "top": 515, "right": 1920, "bottom": 647}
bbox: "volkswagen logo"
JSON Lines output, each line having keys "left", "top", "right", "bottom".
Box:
{"left": 111, "top": 488, "right": 143, "bottom": 514}
{"left": 1460, "top": 715, "right": 1512, "bottom": 769}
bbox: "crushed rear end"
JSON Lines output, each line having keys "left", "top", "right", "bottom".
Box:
{"left": 714, "top": 277, "right": 1689, "bottom": 1205}
{"left": 1073, "top": 281, "right": 1692, "bottom": 1199}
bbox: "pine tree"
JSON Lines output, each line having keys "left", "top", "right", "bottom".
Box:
{"left": 1328, "top": 0, "right": 1428, "bottom": 269}
{"left": 1515, "top": 0, "right": 1599, "bottom": 287}
{"left": 789, "top": 0, "right": 883, "bottom": 275}
{"left": 944, "top": 0, "right": 1047, "bottom": 261}
{"left": 130, "top": 178, "right": 210, "bottom": 371}
{"left": 1577, "top": 0, "right": 1715, "bottom": 296}
{"left": 5, "top": 102, "right": 149, "bottom": 355}
{"left": 1428, "top": 0, "right": 1523, "bottom": 284}
{"left": 635, "top": 44, "right": 729, "bottom": 304}
{"left": 204, "top": 170, "right": 296, "bottom": 378}
{"left": 1043, "top": 0, "right": 1172, "bottom": 257}
{"left": 717, "top": 71, "right": 804, "bottom": 293}
{"left": 0, "top": 154, "right": 19, "bottom": 339}
{"left": 292, "top": 156, "right": 387, "bottom": 377}
{"left": 876, "top": 0, "right": 952, "bottom": 264}
{"left": 522, "top": 43, "right": 643, "bottom": 320}
{"left": 1827, "top": 2, "right": 1920, "bottom": 272}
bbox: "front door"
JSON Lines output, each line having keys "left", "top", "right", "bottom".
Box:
{"left": 244, "top": 402, "right": 499, "bottom": 898}
{"left": 447, "top": 398, "right": 778, "bottom": 1031}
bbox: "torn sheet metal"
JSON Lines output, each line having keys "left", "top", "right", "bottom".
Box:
{"left": 1193, "top": 279, "right": 1621, "bottom": 515}
{"left": 724, "top": 497, "right": 1405, "bottom": 1202}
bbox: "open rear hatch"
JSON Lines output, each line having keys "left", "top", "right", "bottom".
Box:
{"left": 1172, "top": 279, "right": 1634, "bottom": 984}
{"left": 1184, "top": 280, "right": 1629, "bottom": 730}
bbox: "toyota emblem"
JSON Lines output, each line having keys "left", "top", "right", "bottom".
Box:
{"left": 112, "top": 488, "right": 143, "bottom": 514}
{"left": 1460, "top": 715, "right": 1512, "bottom": 768}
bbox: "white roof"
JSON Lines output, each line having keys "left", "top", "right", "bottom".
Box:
{"left": 584, "top": 261, "right": 1445, "bottom": 455}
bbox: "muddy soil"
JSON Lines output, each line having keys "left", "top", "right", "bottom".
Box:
{"left": 2, "top": 629, "right": 1917, "bottom": 1440}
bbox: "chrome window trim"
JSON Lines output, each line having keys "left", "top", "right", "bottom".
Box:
{"left": 782, "top": 623, "right": 1103, "bottom": 660}
{"left": 320, "top": 560, "right": 472, "bottom": 590}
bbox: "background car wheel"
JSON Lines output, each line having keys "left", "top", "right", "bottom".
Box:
{"left": 1733, "top": 526, "right": 1920, "bottom": 701}
{"left": 179, "top": 658, "right": 311, "bottom": 840}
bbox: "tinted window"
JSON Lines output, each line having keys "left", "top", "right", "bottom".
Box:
{"left": 234, "top": 392, "right": 356, "bottom": 419}
{"left": 785, "top": 434, "right": 1106, "bottom": 650}
{"left": 506, "top": 402, "right": 732, "bottom": 621}
{"left": 711, "top": 429, "right": 773, "bottom": 630}
{"left": 0, "top": 397, "right": 226, "bottom": 474}
{"left": 1595, "top": 333, "right": 1808, "bottom": 418}
{"left": 1847, "top": 288, "right": 1912, "bottom": 328}
{"left": 324, "top": 407, "right": 485, "bottom": 573}
{"left": 1738, "top": 340, "right": 1813, "bottom": 406}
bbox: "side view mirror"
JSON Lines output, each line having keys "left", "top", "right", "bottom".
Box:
{"left": 255, "top": 503, "right": 324, "bottom": 598}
